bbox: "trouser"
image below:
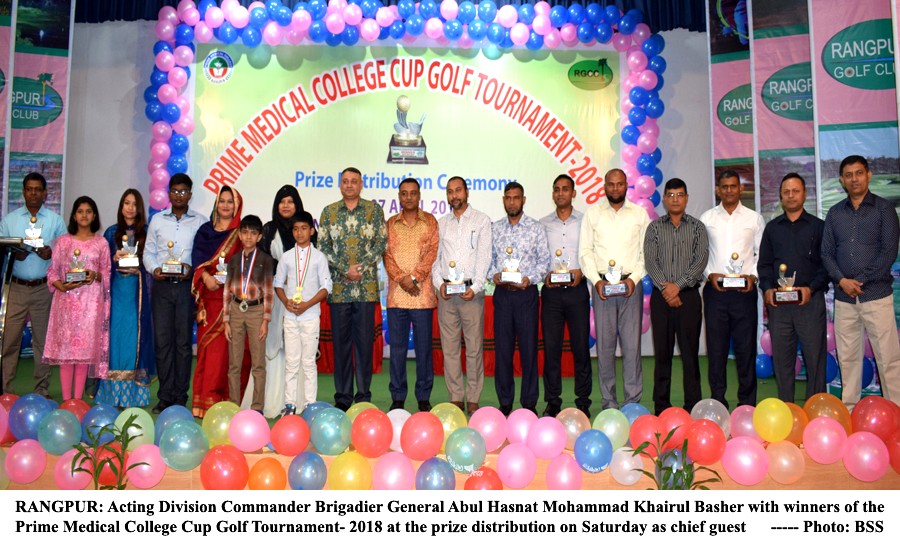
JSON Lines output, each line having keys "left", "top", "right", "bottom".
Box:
{"left": 283, "top": 317, "right": 320, "bottom": 409}
{"left": 592, "top": 285, "right": 643, "bottom": 409}
{"left": 152, "top": 279, "right": 194, "bottom": 406}
{"left": 835, "top": 295, "right": 900, "bottom": 408}
{"left": 650, "top": 286, "right": 702, "bottom": 414}
{"left": 228, "top": 303, "right": 266, "bottom": 411}
{"left": 704, "top": 285, "right": 758, "bottom": 408}
{"left": 330, "top": 301, "right": 376, "bottom": 408}
{"left": 387, "top": 307, "right": 434, "bottom": 402}
{"left": 437, "top": 292, "right": 484, "bottom": 404}
{"left": 493, "top": 285, "right": 539, "bottom": 408}
{"left": 1, "top": 281, "right": 52, "bottom": 395}
{"left": 767, "top": 292, "right": 827, "bottom": 402}
{"left": 540, "top": 283, "right": 592, "bottom": 408}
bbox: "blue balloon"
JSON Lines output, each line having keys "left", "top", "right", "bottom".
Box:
{"left": 517, "top": 4, "right": 535, "bottom": 25}
{"left": 405, "top": 14, "right": 425, "bottom": 36}
{"left": 648, "top": 55, "right": 667, "bottom": 75}
{"left": 629, "top": 87, "right": 649, "bottom": 106}
{"left": 499, "top": 33, "right": 513, "bottom": 49}
{"left": 398, "top": 0, "right": 416, "bottom": 19}
{"left": 645, "top": 98, "right": 665, "bottom": 119}
{"left": 216, "top": 22, "right": 239, "bottom": 44}
{"left": 326, "top": 31, "right": 344, "bottom": 46}
{"left": 145, "top": 101, "right": 163, "bottom": 122}
{"left": 526, "top": 31, "right": 543, "bottom": 50}
{"left": 577, "top": 22, "right": 594, "bottom": 43}
{"left": 242, "top": 27, "right": 262, "bottom": 47}
{"left": 467, "top": 19, "right": 487, "bottom": 40}
{"left": 628, "top": 106, "right": 647, "bottom": 126}
{"left": 649, "top": 190, "right": 661, "bottom": 206}
{"left": 9, "top": 393, "right": 56, "bottom": 441}
{"left": 626, "top": 8, "right": 644, "bottom": 25}
{"left": 198, "top": 0, "right": 216, "bottom": 18}
{"left": 621, "top": 124, "right": 640, "bottom": 145}
{"left": 643, "top": 34, "right": 665, "bottom": 56}
{"left": 309, "top": 408, "right": 351, "bottom": 455}
{"left": 39, "top": 409, "right": 84, "bottom": 456}
{"left": 826, "top": 353, "right": 839, "bottom": 384}
{"left": 300, "top": 401, "right": 333, "bottom": 424}
{"left": 309, "top": 20, "right": 328, "bottom": 42}
{"left": 155, "top": 405, "right": 194, "bottom": 443}
{"left": 862, "top": 356, "right": 876, "bottom": 388}
{"left": 574, "top": 429, "right": 613, "bottom": 472}
{"left": 458, "top": 1, "right": 476, "bottom": 24}
{"left": 175, "top": 23, "right": 194, "bottom": 45}
{"left": 588, "top": 334, "right": 596, "bottom": 349}
{"left": 650, "top": 148, "right": 662, "bottom": 164}
{"left": 289, "top": 452, "right": 327, "bottom": 489}
{"left": 756, "top": 353, "right": 774, "bottom": 378}
{"left": 81, "top": 403, "right": 119, "bottom": 445}
{"left": 150, "top": 68, "right": 169, "bottom": 87}
{"left": 647, "top": 90, "right": 660, "bottom": 102}
{"left": 477, "top": 0, "right": 497, "bottom": 23}
{"left": 153, "top": 41, "right": 173, "bottom": 55}
{"left": 621, "top": 403, "right": 650, "bottom": 425}
{"left": 170, "top": 133, "right": 190, "bottom": 155}
{"left": 378, "top": 25, "right": 391, "bottom": 39}
{"left": 654, "top": 74, "right": 665, "bottom": 91}
{"left": 651, "top": 167, "right": 664, "bottom": 186}
{"left": 167, "top": 154, "right": 188, "bottom": 174}
{"left": 294, "top": 1, "right": 309, "bottom": 12}
{"left": 549, "top": 5, "right": 568, "bottom": 27}
{"left": 444, "top": 20, "right": 463, "bottom": 40}
{"left": 360, "top": 0, "right": 377, "bottom": 18}
{"left": 308, "top": 0, "right": 327, "bottom": 20}
{"left": 642, "top": 275, "right": 653, "bottom": 295}
{"left": 250, "top": 7, "right": 269, "bottom": 29}
{"left": 389, "top": 20, "right": 406, "bottom": 39}
{"left": 595, "top": 22, "right": 612, "bottom": 43}
{"left": 487, "top": 22, "right": 506, "bottom": 45}
{"left": 637, "top": 153, "right": 655, "bottom": 175}
{"left": 415, "top": 457, "right": 456, "bottom": 490}
{"left": 267, "top": 0, "right": 283, "bottom": 18}
{"left": 341, "top": 26, "right": 359, "bottom": 46}
{"left": 567, "top": 4, "right": 585, "bottom": 25}
{"left": 419, "top": 0, "right": 438, "bottom": 19}
{"left": 605, "top": 5, "right": 621, "bottom": 25}
{"left": 276, "top": 6, "right": 293, "bottom": 26}
{"left": 158, "top": 420, "right": 208, "bottom": 471}
{"left": 162, "top": 102, "right": 181, "bottom": 124}
{"left": 585, "top": 3, "right": 603, "bottom": 24}
{"left": 143, "top": 85, "right": 158, "bottom": 104}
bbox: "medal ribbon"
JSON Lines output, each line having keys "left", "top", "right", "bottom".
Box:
{"left": 240, "top": 248, "right": 258, "bottom": 299}
{"left": 295, "top": 246, "right": 311, "bottom": 295}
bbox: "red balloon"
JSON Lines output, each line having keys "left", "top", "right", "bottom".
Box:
{"left": 659, "top": 407, "right": 692, "bottom": 451}
{"left": 852, "top": 396, "right": 900, "bottom": 442}
{"left": 248, "top": 457, "right": 287, "bottom": 490}
{"left": 629, "top": 415, "right": 664, "bottom": 457}
{"left": 0, "top": 393, "right": 19, "bottom": 444}
{"left": 270, "top": 415, "right": 310, "bottom": 457}
{"left": 400, "top": 411, "right": 444, "bottom": 461}
{"left": 200, "top": 444, "right": 250, "bottom": 490}
{"left": 887, "top": 430, "right": 900, "bottom": 475}
{"left": 94, "top": 443, "right": 127, "bottom": 487}
{"left": 464, "top": 466, "right": 504, "bottom": 490}
{"left": 351, "top": 408, "right": 393, "bottom": 459}
{"left": 58, "top": 399, "right": 92, "bottom": 422}
{"left": 686, "top": 419, "right": 726, "bottom": 465}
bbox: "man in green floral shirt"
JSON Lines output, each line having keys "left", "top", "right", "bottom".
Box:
{"left": 318, "top": 167, "right": 387, "bottom": 410}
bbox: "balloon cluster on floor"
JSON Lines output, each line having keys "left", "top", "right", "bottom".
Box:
{"left": 1, "top": 391, "right": 898, "bottom": 489}
{"left": 143, "top": 0, "right": 667, "bottom": 215}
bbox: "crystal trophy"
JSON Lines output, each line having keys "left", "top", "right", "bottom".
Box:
{"left": 445, "top": 261, "right": 467, "bottom": 295}
{"left": 550, "top": 249, "right": 574, "bottom": 284}
{"left": 214, "top": 251, "right": 227, "bottom": 284}
{"left": 118, "top": 234, "right": 139, "bottom": 268}
{"left": 602, "top": 259, "right": 628, "bottom": 296}
{"left": 774, "top": 263, "right": 800, "bottom": 304}
{"left": 388, "top": 95, "right": 428, "bottom": 165}
{"left": 161, "top": 241, "right": 184, "bottom": 275}
{"left": 24, "top": 216, "right": 43, "bottom": 249}
{"left": 720, "top": 252, "right": 746, "bottom": 289}
{"left": 65, "top": 249, "right": 87, "bottom": 283}
{"left": 500, "top": 247, "right": 522, "bottom": 284}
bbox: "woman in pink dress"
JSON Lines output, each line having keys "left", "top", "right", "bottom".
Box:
{"left": 44, "top": 196, "right": 111, "bottom": 400}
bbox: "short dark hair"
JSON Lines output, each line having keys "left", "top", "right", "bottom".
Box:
{"left": 68, "top": 196, "right": 101, "bottom": 234}
{"left": 503, "top": 181, "right": 524, "bottom": 194}
{"left": 716, "top": 169, "right": 740, "bottom": 186}
{"left": 292, "top": 211, "right": 315, "bottom": 229}
{"left": 553, "top": 174, "right": 575, "bottom": 189}
{"left": 240, "top": 214, "right": 263, "bottom": 232}
{"left": 169, "top": 173, "right": 193, "bottom": 190}
{"left": 399, "top": 177, "right": 420, "bottom": 190}
{"left": 780, "top": 172, "right": 806, "bottom": 189}
{"left": 446, "top": 176, "right": 467, "bottom": 191}
{"left": 23, "top": 172, "right": 47, "bottom": 190}
{"left": 839, "top": 155, "right": 869, "bottom": 175}
{"left": 664, "top": 178, "right": 687, "bottom": 193}
{"left": 341, "top": 166, "right": 362, "bottom": 177}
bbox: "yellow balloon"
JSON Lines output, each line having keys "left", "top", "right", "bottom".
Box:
{"left": 328, "top": 451, "right": 372, "bottom": 490}
{"left": 752, "top": 398, "right": 792, "bottom": 443}
{"left": 202, "top": 401, "right": 241, "bottom": 447}
{"left": 430, "top": 403, "right": 468, "bottom": 450}
{"left": 346, "top": 402, "right": 378, "bottom": 423}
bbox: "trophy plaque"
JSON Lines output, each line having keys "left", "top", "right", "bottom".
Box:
{"left": 774, "top": 263, "right": 800, "bottom": 304}
{"left": 602, "top": 259, "right": 628, "bottom": 296}
{"left": 500, "top": 247, "right": 523, "bottom": 284}
{"left": 550, "top": 249, "right": 574, "bottom": 284}
{"left": 214, "top": 251, "right": 228, "bottom": 284}
{"left": 66, "top": 249, "right": 87, "bottom": 283}
{"left": 387, "top": 95, "right": 428, "bottom": 165}
{"left": 118, "top": 234, "right": 139, "bottom": 268}
{"left": 720, "top": 252, "right": 746, "bottom": 289}
{"left": 161, "top": 241, "right": 184, "bottom": 276}
{"left": 24, "top": 216, "right": 43, "bottom": 249}
{"left": 446, "top": 261, "right": 467, "bottom": 295}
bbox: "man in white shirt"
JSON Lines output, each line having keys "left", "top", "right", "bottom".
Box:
{"left": 699, "top": 170, "right": 765, "bottom": 408}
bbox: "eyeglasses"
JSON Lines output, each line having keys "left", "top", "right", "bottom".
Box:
{"left": 169, "top": 189, "right": 190, "bottom": 196}
{"left": 664, "top": 192, "right": 687, "bottom": 198}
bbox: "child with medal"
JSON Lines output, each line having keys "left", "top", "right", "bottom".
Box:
{"left": 274, "top": 212, "right": 332, "bottom": 416}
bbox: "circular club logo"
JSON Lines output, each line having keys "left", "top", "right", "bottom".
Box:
{"left": 203, "top": 51, "right": 234, "bottom": 84}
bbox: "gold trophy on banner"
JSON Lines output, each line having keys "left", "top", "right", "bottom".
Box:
{"left": 550, "top": 249, "right": 573, "bottom": 285}
{"left": 500, "top": 247, "right": 522, "bottom": 284}
{"left": 774, "top": 264, "right": 800, "bottom": 304}
{"left": 602, "top": 260, "right": 628, "bottom": 296}
{"left": 65, "top": 249, "right": 87, "bottom": 283}
{"left": 388, "top": 95, "right": 428, "bottom": 164}
{"left": 720, "top": 252, "right": 746, "bottom": 289}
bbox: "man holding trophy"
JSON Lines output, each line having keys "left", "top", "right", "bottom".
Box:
{"left": 700, "top": 170, "right": 765, "bottom": 408}
{"left": 579, "top": 168, "right": 650, "bottom": 411}
{"left": 0, "top": 172, "right": 65, "bottom": 396}
{"left": 489, "top": 182, "right": 550, "bottom": 416}
{"left": 539, "top": 174, "right": 591, "bottom": 418}
{"left": 431, "top": 177, "right": 492, "bottom": 415}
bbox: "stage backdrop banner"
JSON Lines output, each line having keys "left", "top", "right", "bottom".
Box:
{"left": 707, "top": 0, "right": 756, "bottom": 208}
{"left": 4, "top": 0, "right": 73, "bottom": 214}
{"left": 749, "top": 0, "right": 816, "bottom": 221}
{"left": 190, "top": 45, "right": 621, "bottom": 221}
{"left": 0, "top": 2, "right": 11, "bottom": 217}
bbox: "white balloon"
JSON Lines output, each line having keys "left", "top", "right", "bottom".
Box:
{"left": 387, "top": 408, "right": 411, "bottom": 453}
{"left": 609, "top": 447, "right": 644, "bottom": 486}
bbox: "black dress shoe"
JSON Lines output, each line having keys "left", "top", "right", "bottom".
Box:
{"left": 151, "top": 401, "right": 168, "bottom": 414}
{"left": 389, "top": 400, "right": 405, "bottom": 411}
{"left": 335, "top": 402, "right": 350, "bottom": 412}
{"left": 498, "top": 404, "right": 513, "bottom": 417}
{"left": 577, "top": 405, "right": 592, "bottom": 419}
{"left": 542, "top": 405, "right": 561, "bottom": 418}
{"left": 417, "top": 400, "right": 432, "bottom": 412}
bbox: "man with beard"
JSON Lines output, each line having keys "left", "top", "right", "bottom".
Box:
{"left": 489, "top": 182, "right": 550, "bottom": 416}
{"left": 431, "top": 176, "right": 492, "bottom": 415}
{"left": 579, "top": 168, "right": 650, "bottom": 410}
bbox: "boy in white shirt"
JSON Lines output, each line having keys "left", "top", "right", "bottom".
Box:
{"left": 273, "top": 211, "right": 332, "bottom": 415}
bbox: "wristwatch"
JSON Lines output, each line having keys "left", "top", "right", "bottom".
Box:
{"left": 410, "top": 275, "right": 419, "bottom": 286}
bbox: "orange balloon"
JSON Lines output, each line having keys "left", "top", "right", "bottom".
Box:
{"left": 248, "top": 457, "right": 287, "bottom": 490}
{"left": 783, "top": 403, "right": 809, "bottom": 446}
{"left": 766, "top": 440, "right": 805, "bottom": 485}
{"left": 803, "top": 393, "right": 851, "bottom": 435}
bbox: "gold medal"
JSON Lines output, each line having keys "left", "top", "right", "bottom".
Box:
{"left": 292, "top": 285, "right": 303, "bottom": 303}
{"left": 239, "top": 300, "right": 249, "bottom": 312}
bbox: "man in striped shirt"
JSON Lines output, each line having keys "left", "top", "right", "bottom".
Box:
{"left": 643, "top": 178, "right": 709, "bottom": 414}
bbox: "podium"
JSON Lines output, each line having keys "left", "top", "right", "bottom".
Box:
{"left": 0, "top": 237, "right": 31, "bottom": 392}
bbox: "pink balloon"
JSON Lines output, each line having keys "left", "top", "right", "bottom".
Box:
{"left": 168, "top": 67, "right": 188, "bottom": 88}
{"left": 248, "top": 1, "right": 266, "bottom": 10}
{"left": 613, "top": 32, "right": 632, "bottom": 52}
{"left": 286, "top": 28, "right": 306, "bottom": 44}
{"left": 182, "top": 7, "right": 201, "bottom": 27}
{"left": 127, "top": 444, "right": 167, "bottom": 489}
{"left": 177, "top": 0, "right": 196, "bottom": 16}
{"left": 205, "top": 7, "right": 225, "bottom": 29}
{"left": 0, "top": 406, "right": 7, "bottom": 441}
{"left": 642, "top": 313, "right": 651, "bottom": 333}
{"left": 221, "top": 0, "right": 240, "bottom": 15}
{"left": 458, "top": 31, "right": 474, "bottom": 48}
{"left": 158, "top": 6, "right": 179, "bottom": 25}
{"left": 387, "top": 408, "right": 411, "bottom": 452}
{"left": 635, "top": 197, "right": 656, "bottom": 214}
{"left": 195, "top": 21, "right": 213, "bottom": 43}
{"left": 803, "top": 417, "right": 848, "bottom": 464}
{"left": 152, "top": 121, "right": 173, "bottom": 141}
{"left": 534, "top": 1, "right": 551, "bottom": 17}
{"left": 5, "top": 439, "right": 47, "bottom": 484}
{"left": 760, "top": 330, "right": 773, "bottom": 356}
{"left": 229, "top": 6, "right": 250, "bottom": 29}
{"left": 637, "top": 132, "right": 658, "bottom": 154}
{"left": 469, "top": 407, "right": 507, "bottom": 452}
{"left": 722, "top": 436, "right": 769, "bottom": 485}
{"left": 343, "top": 4, "right": 363, "bottom": 25}
{"left": 325, "top": 12, "right": 345, "bottom": 34}
{"left": 634, "top": 175, "right": 655, "bottom": 198}
{"left": 149, "top": 189, "right": 170, "bottom": 211}
{"left": 633, "top": 23, "right": 652, "bottom": 44}
{"left": 544, "top": 29, "right": 561, "bottom": 49}
{"left": 864, "top": 332, "right": 874, "bottom": 358}
{"left": 559, "top": 23, "right": 577, "bottom": 44}
{"left": 151, "top": 142, "right": 172, "bottom": 162}
{"left": 532, "top": 15, "right": 552, "bottom": 36}
{"left": 627, "top": 50, "right": 648, "bottom": 72}
{"left": 826, "top": 322, "right": 836, "bottom": 352}
{"left": 496, "top": 443, "right": 536, "bottom": 488}
{"left": 157, "top": 84, "right": 176, "bottom": 105}
{"left": 525, "top": 417, "right": 567, "bottom": 460}
{"left": 496, "top": 5, "right": 518, "bottom": 28}
{"left": 173, "top": 116, "right": 195, "bottom": 136}
{"left": 372, "top": 452, "right": 415, "bottom": 490}
{"left": 155, "top": 51, "right": 175, "bottom": 72}
{"left": 506, "top": 408, "right": 538, "bottom": 445}
{"left": 175, "top": 96, "right": 191, "bottom": 116}
{"left": 622, "top": 164, "right": 639, "bottom": 180}
{"left": 425, "top": 17, "right": 443, "bottom": 39}
{"left": 147, "top": 159, "right": 166, "bottom": 174}
{"left": 730, "top": 405, "right": 764, "bottom": 442}
{"left": 622, "top": 144, "right": 640, "bottom": 166}
{"left": 621, "top": 96, "right": 634, "bottom": 115}
{"left": 229, "top": 410, "right": 271, "bottom": 452}
{"left": 642, "top": 119, "right": 660, "bottom": 138}
{"left": 54, "top": 448, "right": 91, "bottom": 490}
{"left": 639, "top": 69, "right": 659, "bottom": 90}
{"left": 155, "top": 20, "right": 175, "bottom": 42}
{"left": 360, "top": 19, "right": 380, "bottom": 41}
{"left": 375, "top": 7, "right": 394, "bottom": 27}
{"left": 151, "top": 168, "right": 171, "bottom": 191}
{"left": 174, "top": 45, "right": 194, "bottom": 67}
{"left": 293, "top": 10, "right": 312, "bottom": 32}
{"left": 263, "top": 21, "right": 284, "bottom": 46}
{"left": 546, "top": 453, "right": 583, "bottom": 490}
{"left": 389, "top": 5, "right": 400, "bottom": 18}
{"left": 440, "top": 0, "right": 459, "bottom": 20}
{"left": 843, "top": 431, "right": 890, "bottom": 482}
{"left": 510, "top": 23, "right": 529, "bottom": 46}
{"left": 623, "top": 73, "right": 640, "bottom": 92}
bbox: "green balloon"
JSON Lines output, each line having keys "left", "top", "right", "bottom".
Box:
{"left": 444, "top": 427, "right": 486, "bottom": 473}
{"left": 309, "top": 408, "right": 351, "bottom": 456}
{"left": 592, "top": 409, "right": 630, "bottom": 450}
{"left": 202, "top": 401, "right": 240, "bottom": 447}
{"left": 38, "top": 409, "right": 83, "bottom": 456}
{"left": 159, "top": 420, "right": 209, "bottom": 471}
{"left": 115, "top": 407, "right": 155, "bottom": 449}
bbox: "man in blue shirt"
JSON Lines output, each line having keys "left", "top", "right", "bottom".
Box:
{"left": 822, "top": 155, "right": 900, "bottom": 408}
{"left": 143, "top": 173, "right": 207, "bottom": 413}
{"left": 0, "top": 172, "right": 66, "bottom": 396}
